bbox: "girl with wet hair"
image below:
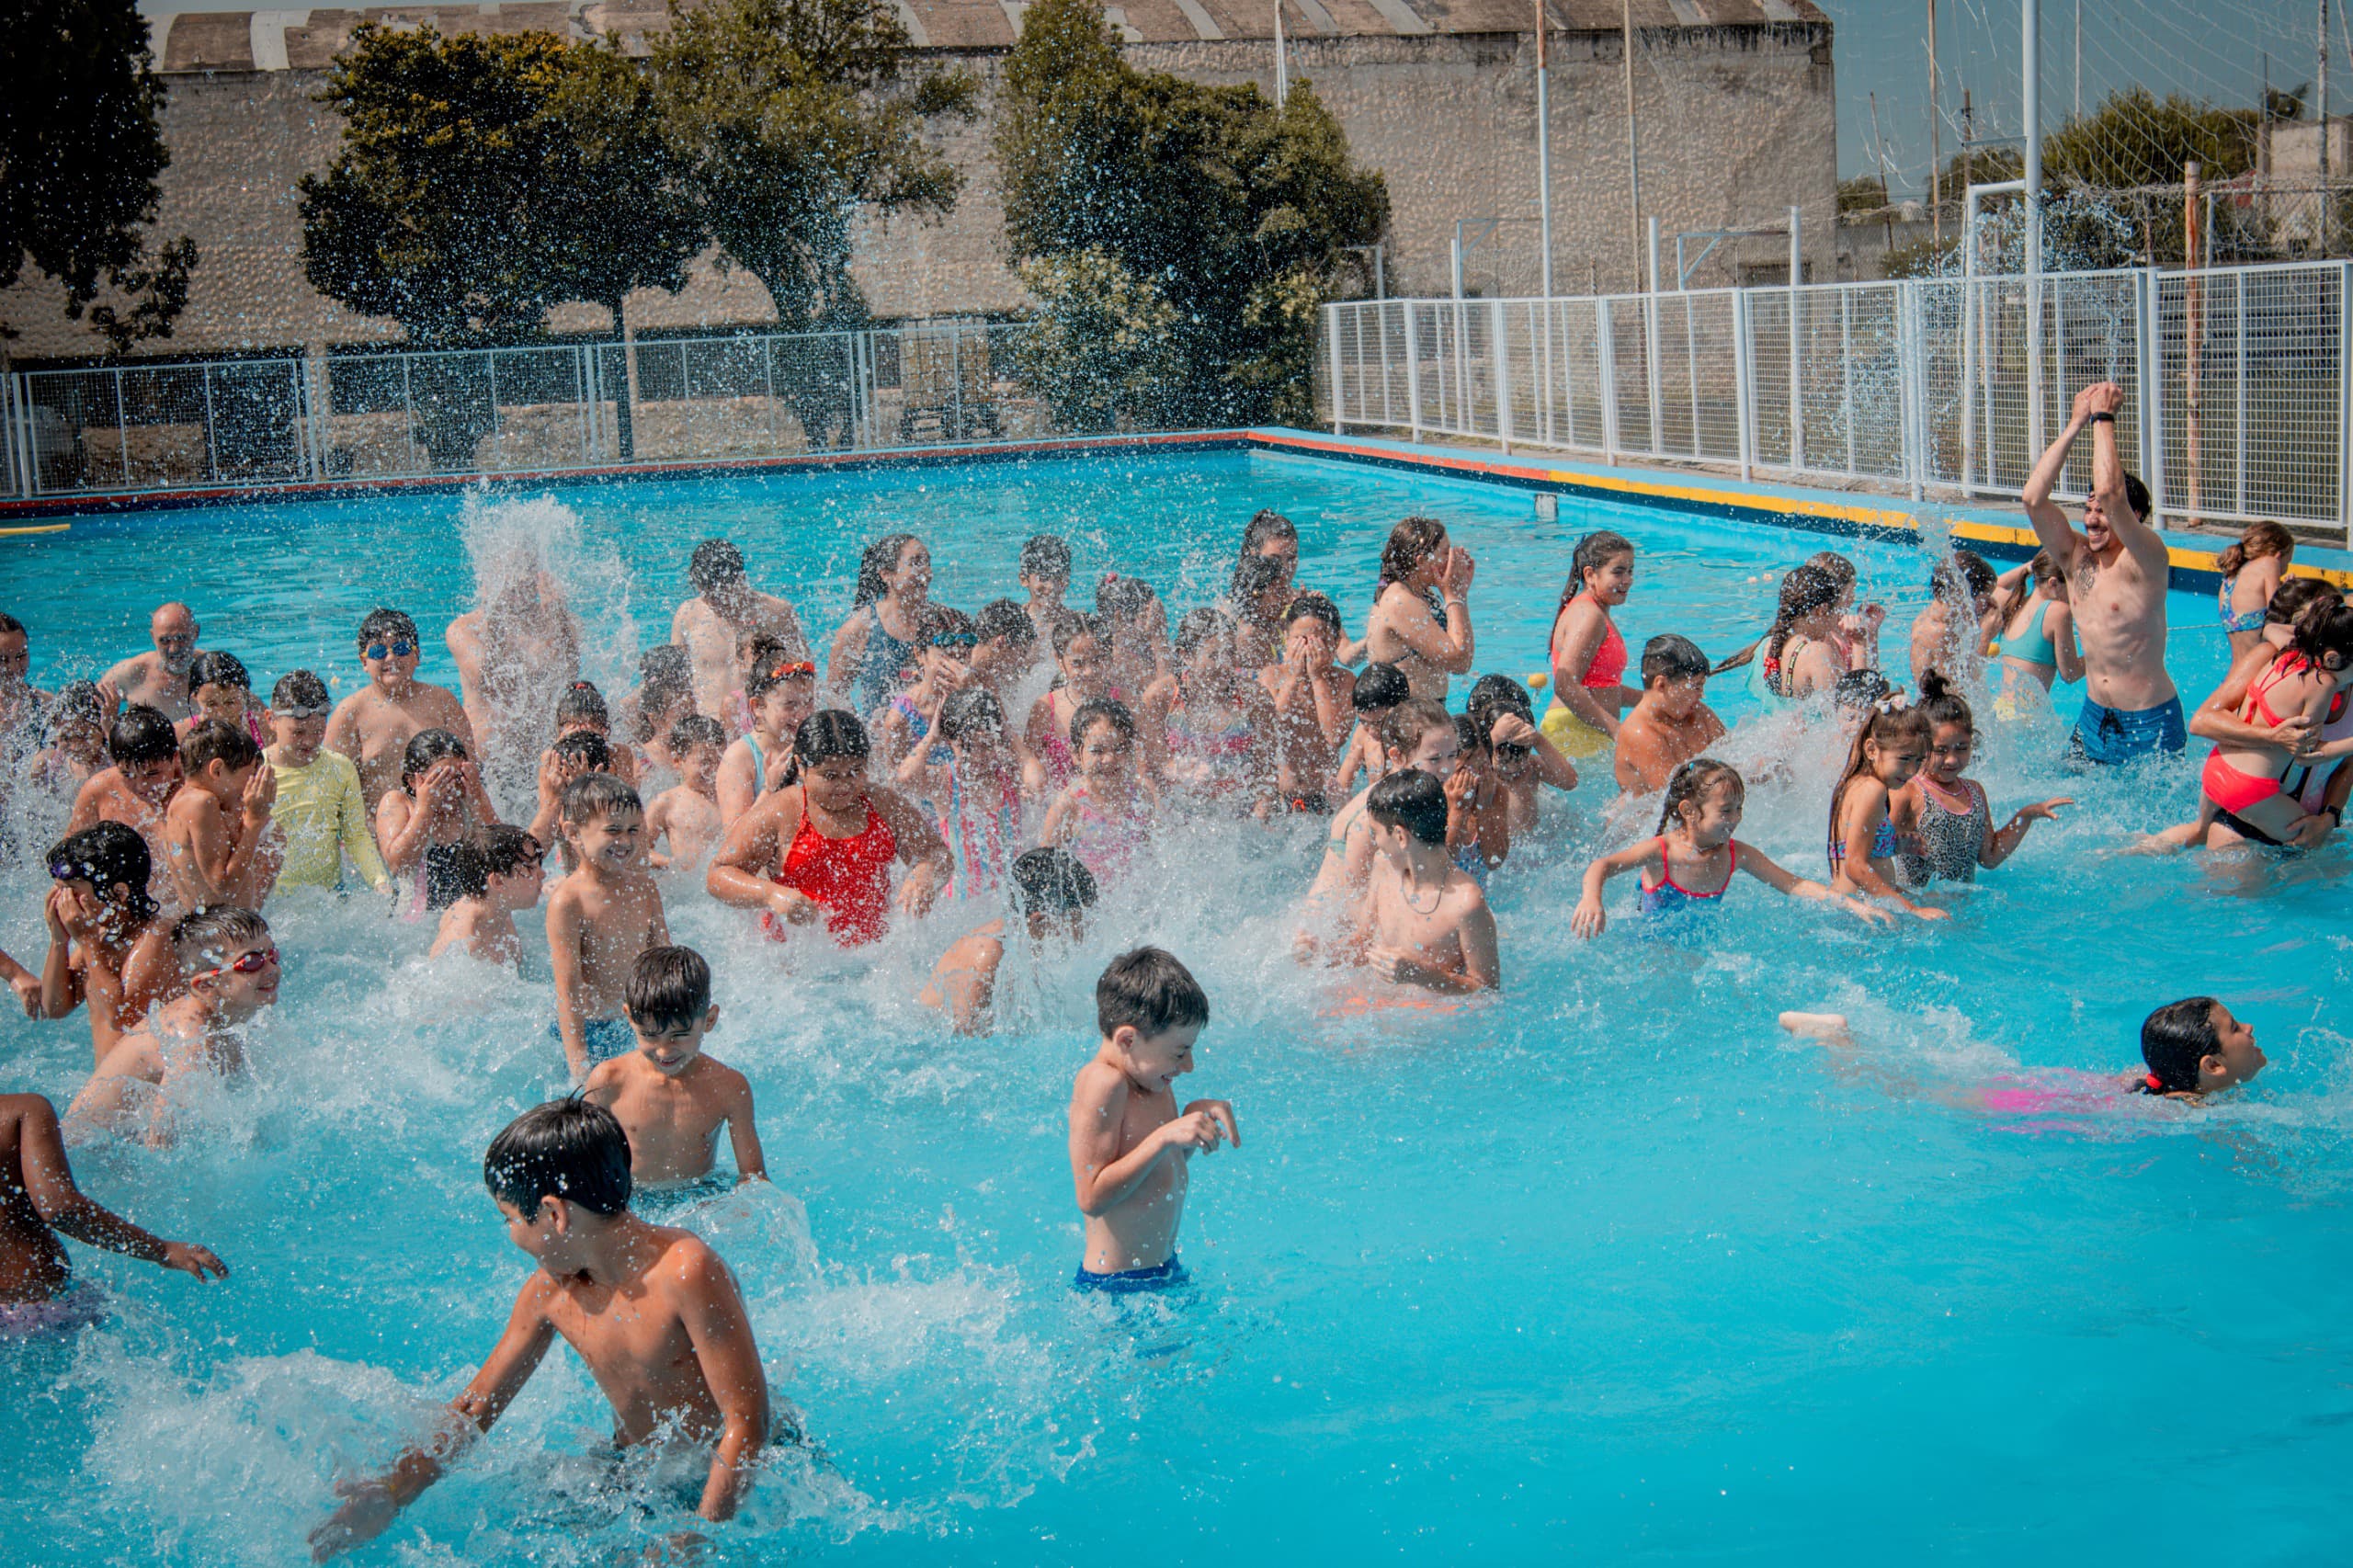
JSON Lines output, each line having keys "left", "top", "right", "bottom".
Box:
{"left": 182, "top": 651, "right": 267, "bottom": 747}
{"left": 1361, "top": 517, "right": 1475, "bottom": 700}
{"left": 829, "top": 532, "right": 932, "bottom": 722}
{"left": 1726, "top": 564, "right": 1851, "bottom": 703}
{"left": 1894, "top": 672, "right": 2072, "bottom": 885}
{"left": 377, "top": 729, "right": 494, "bottom": 910}
{"left": 1985, "top": 551, "right": 2086, "bottom": 714}
{"left": 2136, "top": 996, "right": 2266, "bottom": 1096}
{"left": 1541, "top": 530, "right": 1640, "bottom": 759}
{"left": 2181, "top": 595, "right": 2353, "bottom": 848}
{"left": 2216, "top": 520, "right": 2297, "bottom": 659}
{"left": 1826, "top": 703, "right": 1947, "bottom": 920}
{"left": 40, "top": 822, "right": 176, "bottom": 1066}
{"left": 1572, "top": 759, "right": 1884, "bottom": 939}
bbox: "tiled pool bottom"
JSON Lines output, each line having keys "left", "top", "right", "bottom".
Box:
{"left": 2, "top": 446, "right": 2346, "bottom": 1564}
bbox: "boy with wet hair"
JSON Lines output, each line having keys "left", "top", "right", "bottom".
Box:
{"left": 309, "top": 1098, "right": 774, "bottom": 1562}
{"left": 1325, "top": 661, "right": 1411, "bottom": 801}
{"left": 1349, "top": 769, "right": 1501, "bottom": 994}
{"left": 673, "top": 537, "right": 810, "bottom": 723}
{"left": 163, "top": 719, "right": 278, "bottom": 911}
{"left": 40, "top": 823, "right": 176, "bottom": 1066}
{"left": 583, "top": 945, "right": 766, "bottom": 1188}
{"left": 266, "top": 670, "right": 391, "bottom": 894}
{"left": 528, "top": 728, "right": 616, "bottom": 860}
{"left": 646, "top": 714, "right": 728, "bottom": 872}
{"left": 920, "top": 846, "right": 1098, "bottom": 1035}
{"left": 1263, "top": 591, "right": 1358, "bottom": 813}
{"left": 1613, "top": 633, "right": 1729, "bottom": 797}
{"left": 66, "top": 906, "right": 279, "bottom": 1143}
{"left": 547, "top": 772, "right": 669, "bottom": 1083}
{"left": 67, "top": 704, "right": 184, "bottom": 890}
{"left": 1065, "top": 947, "right": 1237, "bottom": 1294}
{"left": 431, "top": 824, "right": 547, "bottom": 967}
{"left": 325, "top": 608, "right": 475, "bottom": 813}
{"left": 1017, "top": 534, "right": 1074, "bottom": 644}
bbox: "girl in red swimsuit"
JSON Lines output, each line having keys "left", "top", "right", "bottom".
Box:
{"left": 705, "top": 710, "right": 951, "bottom": 947}
{"left": 2198, "top": 597, "right": 2353, "bottom": 847}
{"left": 1539, "top": 530, "right": 1639, "bottom": 759}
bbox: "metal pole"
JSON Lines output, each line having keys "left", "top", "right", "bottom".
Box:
{"left": 1621, "top": 0, "right": 1643, "bottom": 290}
{"left": 200, "top": 363, "right": 219, "bottom": 484}
{"left": 2025, "top": 0, "right": 2047, "bottom": 470}
{"left": 2074, "top": 0, "right": 2082, "bottom": 121}
{"left": 1597, "top": 296, "right": 1620, "bottom": 462}
{"left": 2185, "top": 160, "right": 2204, "bottom": 521}
{"left": 1647, "top": 215, "right": 1661, "bottom": 295}
{"left": 1274, "top": 0, "right": 1288, "bottom": 109}
{"left": 1330, "top": 306, "right": 1347, "bottom": 435}
{"left": 1452, "top": 225, "right": 1466, "bottom": 302}
{"left": 1535, "top": 0, "right": 1553, "bottom": 300}
{"left": 2234, "top": 270, "right": 2247, "bottom": 517}
{"left": 1869, "top": 91, "right": 1895, "bottom": 245}
{"left": 1404, "top": 300, "right": 1422, "bottom": 443}
{"left": 1897, "top": 281, "right": 1923, "bottom": 499}
{"left": 1493, "top": 297, "right": 1513, "bottom": 452}
{"left": 113, "top": 367, "right": 129, "bottom": 485}
{"left": 1788, "top": 204, "right": 1803, "bottom": 471}
{"left": 2139, "top": 267, "right": 2166, "bottom": 524}
{"left": 2339, "top": 261, "right": 2352, "bottom": 544}
{"left": 1841, "top": 289, "right": 1856, "bottom": 475}
{"left": 1733, "top": 290, "right": 1755, "bottom": 481}
{"left": 1928, "top": 0, "right": 1942, "bottom": 247}
{"left": 2324, "top": 0, "right": 2333, "bottom": 255}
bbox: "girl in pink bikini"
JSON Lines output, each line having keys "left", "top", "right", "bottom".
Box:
{"left": 1040, "top": 699, "right": 1157, "bottom": 881}
{"left": 1145, "top": 607, "right": 1276, "bottom": 814}
{"left": 1025, "top": 612, "right": 1120, "bottom": 789}
{"left": 1540, "top": 530, "right": 1640, "bottom": 760}
{"left": 705, "top": 710, "right": 950, "bottom": 948}
{"left": 1572, "top": 759, "right": 1885, "bottom": 937}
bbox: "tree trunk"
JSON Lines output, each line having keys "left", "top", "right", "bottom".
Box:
{"left": 608, "top": 298, "right": 638, "bottom": 462}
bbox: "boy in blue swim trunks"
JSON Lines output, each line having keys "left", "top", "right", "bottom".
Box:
{"left": 1065, "top": 947, "right": 1237, "bottom": 1294}
{"left": 548, "top": 773, "right": 669, "bottom": 1083}
{"left": 2022, "top": 381, "right": 2182, "bottom": 766}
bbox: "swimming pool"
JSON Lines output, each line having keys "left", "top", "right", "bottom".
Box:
{"left": 3, "top": 449, "right": 2347, "bottom": 1564}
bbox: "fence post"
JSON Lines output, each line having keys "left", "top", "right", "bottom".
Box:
{"left": 2137, "top": 268, "right": 2166, "bottom": 525}
{"left": 1733, "top": 290, "right": 1754, "bottom": 483}
{"left": 2339, "top": 262, "right": 2353, "bottom": 546}
{"left": 1644, "top": 286, "right": 1663, "bottom": 456}
{"left": 1404, "top": 301, "right": 1422, "bottom": 444}
{"left": 1492, "top": 298, "right": 1512, "bottom": 453}
{"left": 1328, "top": 305, "right": 1347, "bottom": 435}
{"left": 1788, "top": 284, "right": 1804, "bottom": 472}
{"left": 1896, "top": 282, "right": 1923, "bottom": 501}
{"left": 1597, "top": 297, "right": 1620, "bottom": 464}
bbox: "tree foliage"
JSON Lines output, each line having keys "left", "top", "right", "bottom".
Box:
{"left": 1, "top": 0, "right": 197, "bottom": 353}
{"left": 300, "top": 25, "right": 699, "bottom": 346}
{"left": 2043, "top": 87, "right": 2259, "bottom": 189}
{"left": 649, "top": 0, "right": 978, "bottom": 333}
{"left": 1837, "top": 175, "right": 1889, "bottom": 213}
{"left": 995, "top": 0, "right": 1388, "bottom": 429}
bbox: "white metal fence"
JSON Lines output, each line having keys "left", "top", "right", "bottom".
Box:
{"left": 1, "top": 320, "right": 1045, "bottom": 500}
{"left": 1321, "top": 261, "right": 2349, "bottom": 542}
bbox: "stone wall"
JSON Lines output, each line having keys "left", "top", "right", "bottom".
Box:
{"left": 1, "top": 24, "right": 1835, "bottom": 362}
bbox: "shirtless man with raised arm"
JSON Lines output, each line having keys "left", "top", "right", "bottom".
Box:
{"left": 100, "top": 602, "right": 205, "bottom": 723}
{"left": 2022, "top": 381, "right": 2181, "bottom": 766}
{"left": 671, "top": 540, "right": 810, "bottom": 727}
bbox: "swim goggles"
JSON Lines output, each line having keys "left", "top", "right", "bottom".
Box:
{"left": 929, "top": 631, "right": 978, "bottom": 650}
{"left": 195, "top": 946, "right": 278, "bottom": 980}
{"left": 364, "top": 640, "right": 416, "bottom": 660}
{"left": 275, "top": 704, "right": 330, "bottom": 720}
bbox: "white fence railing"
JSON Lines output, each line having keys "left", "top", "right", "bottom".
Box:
{"left": 3, "top": 321, "right": 1046, "bottom": 501}
{"left": 1320, "top": 261, "right": 2349, "bottom": 543}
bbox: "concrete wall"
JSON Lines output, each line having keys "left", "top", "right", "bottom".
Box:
{"left": 1, "top": 24, "right": 1835, "bottom": 361}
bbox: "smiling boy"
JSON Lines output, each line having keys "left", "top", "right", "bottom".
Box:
{"left": 583, "top": 946, "right": 765, "bottom": 1188}
{"left": 266, "top": 671, "right": 392, "bottom": 894}
{"left": 65, "top": 906, "right": 279, "bottom": 1144}
{"left": 325, "top": 608, "right": 475, "bottom": 812}
{"left": 1066, "top": 947, "right": 1238, "bottom": 1294}
{"left": 67, "top": 704, "right": 185, "bottom": 897}
{"left": 1613, "top": 634, "right": 1729, "bottom": 797}
{"left": 162, "top": 720, "right": 278, "bottom": 912}
{"left": 309, "top": 1098, "right": 773, "bottom": 1562}
{"left": 548, "top": 773, "right": 670, "bottom": 1083}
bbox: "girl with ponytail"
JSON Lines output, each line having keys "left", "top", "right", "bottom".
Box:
{"left": 1571, "top": 759, "right": 1889, "bottom": 938}
{"left": 1724, "top": 564, "right": 1849, "bottom": 704}
{"left": 1540, "top": 530, "right": 1639, "bottom": 759}
{"left": 1896, "top": 672, "right": 2072, "bottom": 884}
{"left": 2216, "top": 521, "right": 2296, "bottom": 658}
{"left": 1826, "top": 701, "right": 1948, "bottom": 919}
{"left": 1361, "top": 517, "right": 1475, "bottom": 701}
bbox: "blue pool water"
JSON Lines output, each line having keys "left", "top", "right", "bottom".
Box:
{"left": 3, "top": 449, "right": 2347, "bottom": 1564}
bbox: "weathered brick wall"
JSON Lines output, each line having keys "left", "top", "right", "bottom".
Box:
{"left": 0, "top": 26, "right": 1833, "bottom": 361}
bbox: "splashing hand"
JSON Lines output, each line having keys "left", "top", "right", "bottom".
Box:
{"left": 310, "top": 1477, "right": 400, "bottom": 1562}
{"left": 160, "top": 1240, "right": 228, "bottom": 1282}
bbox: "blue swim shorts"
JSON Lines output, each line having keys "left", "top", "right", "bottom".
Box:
{"left": 1073, "top": 1255, "right": 1188, "bottom": 1295}
{"left": 549, "top": 1017, "right": 637, "bottom": 1064}
{"left": 2068, "top": 694, "right": 2186, "bottom": 766}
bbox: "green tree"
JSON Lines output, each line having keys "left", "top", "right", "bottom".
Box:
{"left": 650, "top": 0, "right": 977, "bottom": 340}
{"left": 996, "top": 0, "right": 1388, "bottom": 429}
{"left": 1838, "top": 175, "right": 1889, "bottom": 213}
{"left": 2042, "top": 86, "right": 2257, "bottom": 189}
{"left": 1, "top": 0, "right": 197, "bottom": 354}
{"left": 299, "top": 26, "right": 701, "bottom": 460}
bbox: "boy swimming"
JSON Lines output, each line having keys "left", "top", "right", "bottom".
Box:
{"left": 920, "top": 846, "right": 1098, "bottom": 1035}
{"left": 548, "top": 773, "right": 671, "bottom": 1081}
{"left": 583, "top": 946, "right": 766, "bottom": 1188}
{"left": 1347, "top": 769, "right": 1500, "bottom": 994}
{"left": 66, "top": 906, "right": 279, "bottom": 1145}
{"left": 1066, "top": 947, "right": 1236, "bottom": 1293}
{"left": 309, "top": 1099, "right": 774, "bottom": 1560}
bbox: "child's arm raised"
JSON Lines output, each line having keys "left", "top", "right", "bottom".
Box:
{"left": 310, "top": 1283, "right": 560, "bottom": 1562}
{"left": 1734, "top": 841, "right": 1896, "bottom": 926}
{"left": 1, "top": 947, "right": 37, "bottom": 1017}
{"left": 724, "top": 1071, "right": 767, "bottom": 1184}
{"left": 1980, "top": 794, "right": 2072, "bottom": 869}
{"left": 545, "top": 890, "right": 593, "bottom": 1084}
{"left": 1572, "top": 838, "right": 1662, "bottom": 939}
{"left": 38, "top": 889, "right": 86, "bottom": 1020}
{"left": 673, "top": 1243, "right": 773, "bottom": 1523}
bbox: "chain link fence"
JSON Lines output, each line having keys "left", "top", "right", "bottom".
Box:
{"left": 1321, "top": 260, "right": 2348, "bottom": 543}
{"left": 1, "top": 321, "right": 1047, "bottom": 501}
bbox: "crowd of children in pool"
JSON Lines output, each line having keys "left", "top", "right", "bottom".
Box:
{"left": 0, "top": 381, "right": 2319, "bottom": 1552}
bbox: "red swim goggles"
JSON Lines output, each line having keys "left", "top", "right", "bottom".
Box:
{"left": 195, "top": 946, "right": 278, "bottom": 980}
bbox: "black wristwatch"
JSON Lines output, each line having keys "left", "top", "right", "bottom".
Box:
{"left": 2087, "top": 412, "right": 2116, "bottom": 424}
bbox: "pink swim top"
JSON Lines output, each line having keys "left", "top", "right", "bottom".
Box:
{"left": 1553, "top": 594, "right": 1628, "bottom": 689}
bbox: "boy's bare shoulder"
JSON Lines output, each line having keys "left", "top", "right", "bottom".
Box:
{"left": 1069, "top": 1055, "right": 1131, "bottom": 1109}
{"left": 648, "top": 1225, "right": 740, "bottom": 1301}
{"left": 580, "top": 1056, "right": 631, "bottom": 1096}
{"left": 692, "top": 1054, "right": 750, "bottom": 1097}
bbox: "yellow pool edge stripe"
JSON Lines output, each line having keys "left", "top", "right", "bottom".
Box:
{"left": 0, "top": 523, "right": 68, "bottom": 537}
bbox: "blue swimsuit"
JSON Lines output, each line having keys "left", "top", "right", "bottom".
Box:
{"left": 1638, "top": 838, "right": 1734, "bottom": 915}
